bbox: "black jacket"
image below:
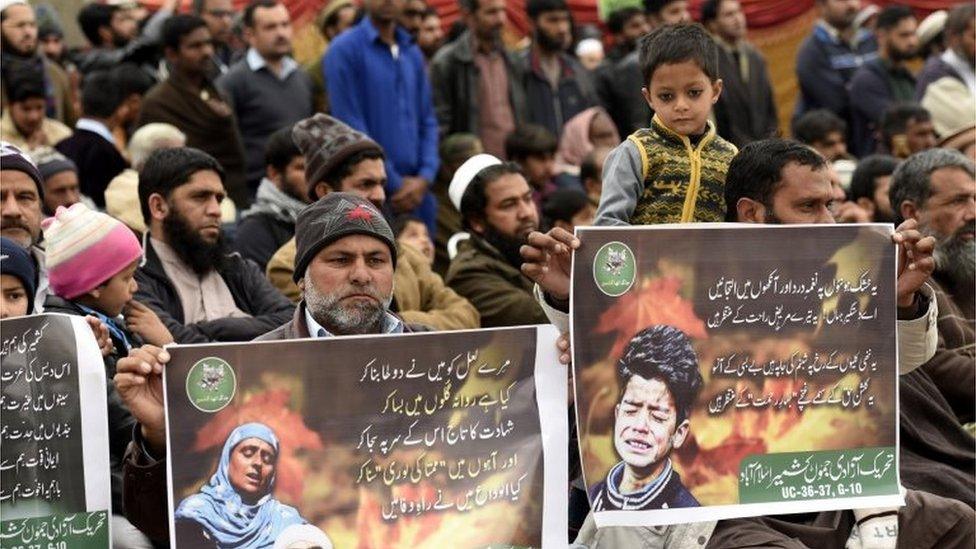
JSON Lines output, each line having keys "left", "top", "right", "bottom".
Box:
{"left": 55, "top": 129, "right": 128, "bottom": 208}
{"left": 40, "top": 300, "right": 138, "bottom": 514}
{"left": 516, "top": 48, "right": 598, "bottom": 137}
{"left": 595, "top": 51, "right": 651, "bottom": 137}
{"left": 429, "top": 30, "right": 528, "bottom": 138}
{"left": 134, "top": 239, "right": 295, "bottom": 344}
{"left": 234, "top": 212, "right": 295, "bottom": 271}
{"left": 42, "top": 295, "right": 144, "bottom": 377}
{"left": 713, "top": 42, "right": 779, "bottom": 147}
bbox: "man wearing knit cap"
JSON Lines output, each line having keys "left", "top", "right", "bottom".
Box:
{"left": 0, "top": 0, "right": 76, "bottom": 125}
{"left": 31, "top": 147, "right": 85, "bottom": 214}
{"left": 113, "top": 192, "right": 434, "bottom": 542}
{"left": 266, "top": 113, "right": 479, "bottom": 331}
{"left": 445, "top": 153, "right": 547, "bottom": 327}
{"left": 0, "top": 141, "right": 48, "bottom": 311}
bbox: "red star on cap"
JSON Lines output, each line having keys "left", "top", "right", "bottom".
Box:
{"left": 346, "top": 204, "right": 374, "bottom": 222}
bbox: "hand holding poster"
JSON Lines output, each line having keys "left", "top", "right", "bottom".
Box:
{"left": 571, "top": 224, "right": 901, "bottom": 527}
{"left": 1, "top": 314, "right": 111, "bottom": 548}
{"left": 163, "top": 326, "right": 568, "bottom": 548}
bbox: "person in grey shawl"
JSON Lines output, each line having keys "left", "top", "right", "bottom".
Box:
{"left": 235, "top": 125, "right": 307, "bottom": 269}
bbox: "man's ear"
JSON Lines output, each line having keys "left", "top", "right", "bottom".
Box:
{"left": 711, "top": 78, "right": 723, "bottom": 103}
{"left": 468, "top": 216, "right": 486, "bottom": 235}
{"left": 735, "top": 197, "right": 765, "bottom": 223}
{"left": 148, "top": 193, "right": 169, "bottom": 222}
{"left": 313, "top": 182, "right": 333, "bottom": 200}
{"left": 899, "top": 199, "right": 919, "bottom": 222}
{"left": 267, "top": 164, "right": 282, "bottom": 185}
{"left": 297, "top": 277, "right": 305, "bottom": 294}
{"left": 855, "top": 197, "right": 876, "bottom": 218}
{"left": 671, "top": 419, "right": 691, "bottom": 449}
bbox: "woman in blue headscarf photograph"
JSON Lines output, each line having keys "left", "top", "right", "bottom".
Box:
{"left": 174, "top": 422, "right": 332, "bottom": 549}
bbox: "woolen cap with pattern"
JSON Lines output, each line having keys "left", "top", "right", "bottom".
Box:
{"left": 0, "top": 141, "right": 43, "bottom": 198}
{"left": 291, "top": 114, "right": 384, "bottom": 201}
{"left": 293, "top": 193, "right": 397, "bottom": 282}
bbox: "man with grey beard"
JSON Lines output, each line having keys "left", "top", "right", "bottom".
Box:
{"left": 112, "top": 192, "right": 429, "bottom": 542}
{"left": 890, "top": 147, "right": 975, "bottom": 425}
{"left": 256, "top": 192, "right": 429, "bottom": 339}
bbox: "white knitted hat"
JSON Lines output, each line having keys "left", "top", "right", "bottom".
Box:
{"left": 448, "top": 153, "right": 503, "bottom": 211}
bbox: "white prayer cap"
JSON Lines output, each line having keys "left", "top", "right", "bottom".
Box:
{"left": 273, "top": 524, "right": 333, "bottom": 549}
{"left": 0, "top": 0, "right": 28, "bottom": 13}
{"left": 916, "top": 10, "right": 947, "bottom": 49}
{"left": 575, "top": 38, "right": 604, "bottom": 57}
{"left": 449, "top": 153, "right": 503, "bottom": 211}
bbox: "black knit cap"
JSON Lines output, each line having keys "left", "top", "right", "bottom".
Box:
{"left": 0, "top": 237, "right": 36, "bottom": 314}
{"left": 1, "top": 141, "right": 44, "bottom": 199}
{"left": 293, "top": 192, "right": 397, "bottom": 283}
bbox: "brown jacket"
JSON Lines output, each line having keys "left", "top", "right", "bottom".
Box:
{"left": 445, "top": 236, "right": 548, "bottom": 328}
{"left": 266, "top": 238, "right": 480, "bottom": 330}
{"left": 921, "top": 274, "right": 975, "bottom": 423}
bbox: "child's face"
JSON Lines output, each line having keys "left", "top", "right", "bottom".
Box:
{"left": 397, "top": 220, "right": 434, "bottom": 265}
{"left": 88, "top": 259, "right": 139, "bottom": 317}
{"left": 1, "top": 274, "right": 29, "bottom": 319}
{"left": 642, "top": 60, "right": 722, "bottom": 137}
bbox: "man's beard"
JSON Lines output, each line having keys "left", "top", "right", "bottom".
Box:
{"left": 890, "top": 47, "right": 916, "bottom": 63}
{"left": 110, "top": 30, "right": 129, "bottom": 49}
{"left": 928, "top": 222, "right": 976, "bottom": 290}
{"left": 483, "top": 225, "right": 533, "bottom": 269}
{"left": 162, "top": 209, "right": 226, "bottom": 276}
{"left": 535, "top": 29, "right": 567, "bottom": 53}
{"left": 1, "top": 33, "right": 35, "bottom": 57}
{"left": 304, "top": 274, "right": 393, "bottom": 336}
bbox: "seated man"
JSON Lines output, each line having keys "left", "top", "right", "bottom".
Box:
{"left": 523, "top": 139, "right": 972, "bottom": 547}
{"left": 446, "top": 154, "right": 548, "bottom": 327}
{"left": 265, "top": 114, "right": 479, "bottom": 331}
{"left": 849, "top": 154, "right": 900, "bottom": 223}
{"left": 793, "top": 109, "right": 850, "bottom": 162}
{"left": 116, "top": 193, "right": 434, "bottom": 543}
{"left": 135, "top": 147, "right": 295, "bottom": 343}
{"left": 889, "top": 148, "right": 975, "bottom": 426}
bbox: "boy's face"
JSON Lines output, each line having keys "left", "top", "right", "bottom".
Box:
{"left": 642, "top": 60, "right": 721, "bottom": 137}
{"left": 1, "top": 274, "right": 29, "bottom": 319}
{"left": 87, "top": 259, "right": 139, "bottom": 317}
{"left": 613, "top": 374, "right": 689, "bottom": 474}
{"left": 397, "top": 220, "right": 434, "bottom": 264}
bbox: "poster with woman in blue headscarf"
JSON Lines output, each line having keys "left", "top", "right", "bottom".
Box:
{"left": 174, "top": 422, "right": 333, "bottom": 548}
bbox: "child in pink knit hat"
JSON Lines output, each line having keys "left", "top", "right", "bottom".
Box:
{"left": 42, "top": 203, "right": 173, "bottom": 373}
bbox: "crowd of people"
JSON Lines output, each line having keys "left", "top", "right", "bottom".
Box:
{"left": 0, "top": 0, "right": 973, "bottom": 547}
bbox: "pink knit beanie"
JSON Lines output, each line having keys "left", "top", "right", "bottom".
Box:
{"left": 42, "top": 203, "right": 143, "bottom": 299}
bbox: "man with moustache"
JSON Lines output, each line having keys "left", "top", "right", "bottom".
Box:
{"left": 217, "top": 0, "right": 313, "bottom": 191}
{"left": 0, "top": 141, "right": 49, "bottom": 311}
{"left": 115, "top": 193, "right": 431, "bottom": 543}
{"left": 134, "top": 147, "right": 294, "bottom": 343}
{"left": 848, "top": 5, "right": 920, "bottom": 157}
{"left": 890, "top": 148, "right": 975, "bottom": 425}
{"left": 518, "top": 0, "right": 596, "bottom": 138}
{"left": 446, "top": 154, "right": 548, "bottom": 327}
{"left": 430, "top": 0, "right": 527, "bottom": 158}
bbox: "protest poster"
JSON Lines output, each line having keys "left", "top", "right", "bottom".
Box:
{"left": 1, "top": 313, "right": 112, "bottom": 548}
{"left": 163, "top": 325, "right": 568, "bottom": 548}
{"left": 571, "top": 224, "right": 901, "bottom": 527}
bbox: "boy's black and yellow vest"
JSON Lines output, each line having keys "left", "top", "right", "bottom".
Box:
{"left": 628, "top": 115, "right": 738, "bottom": 224}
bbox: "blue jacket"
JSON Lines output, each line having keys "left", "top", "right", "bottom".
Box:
{"left": 848, "top": 58, "right": 916, "bottom": 157}
{"left": 793, "top": 22, "right": 877, "bottom": 128}
{"left": 324, "top": 17, "right": 440, "bottom": 233}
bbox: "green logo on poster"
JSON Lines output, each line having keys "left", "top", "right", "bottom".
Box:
{"left": 593, "top": 241, "right": 636, "bottom": 297}
{"left": 186, "top": 357, "right": 236, "bottom": 412}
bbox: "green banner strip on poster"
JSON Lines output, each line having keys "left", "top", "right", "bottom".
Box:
{"left": 0, "top": 511, "right": 109, "bottom": 549}
{"left": 739, "top": 447, "right": 898, "bottom": 504}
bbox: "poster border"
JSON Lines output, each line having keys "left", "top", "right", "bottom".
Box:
{"left": 165, "top": 325, "right": 569, "bottom": 548}
{"left": 570, "top": 223, "right": 903, "bottom": 527}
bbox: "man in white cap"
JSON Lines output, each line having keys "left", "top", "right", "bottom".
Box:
{"left": 445, "top": 153, "right": 547, "bottom": 327}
